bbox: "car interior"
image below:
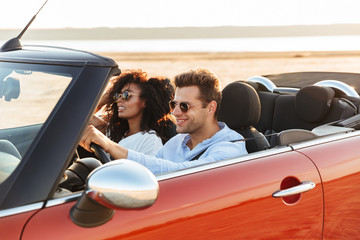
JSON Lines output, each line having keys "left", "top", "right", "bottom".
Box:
{"left": 2, "top": 73, "right": 360, "bottom": 195}
{"left": 218, "top": 77, "right": 360, "bottom": 154}
{"left": 218, "top": 80, "right": 270, "bottom": 153}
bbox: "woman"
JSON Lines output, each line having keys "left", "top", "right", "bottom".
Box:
{"left": 90, "top": 69, "right": 175, "bottom": 156}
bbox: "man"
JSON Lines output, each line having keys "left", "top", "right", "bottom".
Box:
{"left": 80, "top": 68, "right": 247, "bottom": 174}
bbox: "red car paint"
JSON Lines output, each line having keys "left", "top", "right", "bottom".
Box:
{"left": 21, "top": 150, "right": 325, "bottom": 239}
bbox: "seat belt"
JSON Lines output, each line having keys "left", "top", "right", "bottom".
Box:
{"left": 189, "top": 149, "right": 207, "bottom": 161}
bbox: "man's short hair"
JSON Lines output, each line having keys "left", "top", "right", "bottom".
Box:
{"left": 174, "top": 68, "right": 222, "bottom": 117}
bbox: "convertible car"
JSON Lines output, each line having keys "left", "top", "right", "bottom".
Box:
{"left": 1, "top": 34, "right": 360, "bottom": 239}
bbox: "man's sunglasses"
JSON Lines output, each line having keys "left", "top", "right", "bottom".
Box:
{"left": 169, "top": 100, "right": 207, "bottom": 113}
{"left": 113, "top": 90, "right": 139, "bottom": 102}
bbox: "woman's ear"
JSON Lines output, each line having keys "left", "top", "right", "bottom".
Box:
{"left": 142, "top": 99, "right": 147, "bottom": 109}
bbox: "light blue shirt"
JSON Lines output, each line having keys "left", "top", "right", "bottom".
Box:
{"left": 127, "top": 122, "right": 248, "bottom": 175}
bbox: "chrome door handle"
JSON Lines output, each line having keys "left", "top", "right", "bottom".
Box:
{"left": 272, "top": 181, "right": 316, "bottom": 198}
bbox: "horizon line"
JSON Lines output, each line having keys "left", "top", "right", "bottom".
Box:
{"left": 1, "top": 23, "right": 360, "bottom": 30}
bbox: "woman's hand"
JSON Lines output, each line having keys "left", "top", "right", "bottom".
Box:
{"left": 79, "top": 125, "right": 128, "bottom": 159}
{"left": 80, "top": 125, "right": 111, "bottom": 152}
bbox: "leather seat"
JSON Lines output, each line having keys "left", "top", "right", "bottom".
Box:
{"left": 295, "top": 85, "right": 357, "bottom": 125}
{"left": 218, "top": 82, "right": 270, "bottom": 153}
{"left": 273, "top": 85, "right": 357, "bottom": 146}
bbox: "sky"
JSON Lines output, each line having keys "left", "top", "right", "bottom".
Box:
{"left": 1, "top": 0, "right": 360, "bottom": 29}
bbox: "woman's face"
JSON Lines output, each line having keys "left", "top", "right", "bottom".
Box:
{"left": 115, "top": 83, "right": 146, "bottom": 121}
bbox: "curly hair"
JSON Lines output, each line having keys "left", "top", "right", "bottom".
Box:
{"left": 100, "top": 69, "right": 174, "bottom": 143}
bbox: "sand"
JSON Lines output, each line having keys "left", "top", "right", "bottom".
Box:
{"left": 97, "top": 51, "right": 360, "bottom": 90}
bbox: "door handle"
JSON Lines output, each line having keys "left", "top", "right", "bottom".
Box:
{"left": 272, "top": 181, "right": 316, "bottom": 198}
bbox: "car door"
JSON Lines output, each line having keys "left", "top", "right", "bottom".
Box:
{"left": 295, "top": 132, "right": 360, "bottom": 239}
{"left": 0, "top": 208, "right": 40, "bottom": 240}
{"left": 22, "top": 147, "right": 323, "bottom": 239}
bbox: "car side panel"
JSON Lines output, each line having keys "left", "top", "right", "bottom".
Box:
{"left": 0, "top": 210, "right": 37, "bottom": 240}
{"left": 296, "top": 135, "right": 360, "bottom": 239}
{"left": 23, "top": 151, "right": 322, "bottom": 239}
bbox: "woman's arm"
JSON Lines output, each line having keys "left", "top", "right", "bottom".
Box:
{"left": 80, "top": 125, "right": 128, "bottom": 159}
{"left": 88, "top": 115, "right": 108, "bottom": 134}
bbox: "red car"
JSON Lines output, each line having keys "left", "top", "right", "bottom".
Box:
{"left": 1, "top": 17, "right": 360, "bottom": 240}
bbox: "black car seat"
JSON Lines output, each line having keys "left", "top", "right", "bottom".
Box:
{"left": 272, "top": 85, "right": 357, "bottom": 146}
{"left": 0, "top": 140, "right": 21, "bottom": 182}
{"left": 218, "top": 82, "right": 270, "bottom": 153}
{"left": 296, "top": 85, "right": 357, "bottom": 125}
{"left": 271, "top": 85, "right": 357, "bottom": 132}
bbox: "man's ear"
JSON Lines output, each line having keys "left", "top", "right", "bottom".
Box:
{"left": 207, "top": 101, "right": 217, "bottom": 116}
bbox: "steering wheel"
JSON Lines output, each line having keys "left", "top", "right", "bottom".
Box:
{"left": 90, "top": 143, "right": 111, "bottom": 164}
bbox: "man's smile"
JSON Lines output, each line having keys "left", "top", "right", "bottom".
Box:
{"left": 176, "top": 119, "right": 187, "bottom": 126}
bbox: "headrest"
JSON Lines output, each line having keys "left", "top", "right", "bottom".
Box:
{"left": 0, "top": 139, "right": 21, "bottom": 159}
{"left": 240, "top": 80, "right": 260, "bottom": 91}
{"left": 218, "top": 82, "right": 261, "bottom": 128}
{"left": 295, "top": 85, "right": 335, "bottom": 123}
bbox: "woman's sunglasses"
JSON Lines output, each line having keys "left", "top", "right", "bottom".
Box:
{"left": 113, "top": 90, "right": 139, "bottom": 102}
{"left": 169, "top": 100, "right": 207, "bottom": 113}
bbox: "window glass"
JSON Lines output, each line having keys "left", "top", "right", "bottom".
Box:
{"left": 0, "top": 62, "right": 80, "bottom": 184}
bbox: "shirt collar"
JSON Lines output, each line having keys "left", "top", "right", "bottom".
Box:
{"left": 181, "top": 121, "right": 226, "bottom": 147}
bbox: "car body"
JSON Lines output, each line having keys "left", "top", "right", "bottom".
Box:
{"left": 1, "top": 38, "right": 360, "bottom": 240}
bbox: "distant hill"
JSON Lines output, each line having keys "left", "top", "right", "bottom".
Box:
{"left": 1, "top": 24, "right": 360, "bottom": 40}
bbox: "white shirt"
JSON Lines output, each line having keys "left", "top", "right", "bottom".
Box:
{"left": 118, "top": 130, "right": 163, "bottom": 156}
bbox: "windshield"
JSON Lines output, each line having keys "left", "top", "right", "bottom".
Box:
{"left": 0, "top": 62, "right": 80, "bottom": 183}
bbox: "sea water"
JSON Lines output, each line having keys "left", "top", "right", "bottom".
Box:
{"left": 20, "top": 35, "right": 360, "bottom": 52}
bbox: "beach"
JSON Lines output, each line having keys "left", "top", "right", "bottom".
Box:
{"left": 98, "top": 51, "right": 360, "bottom": 89}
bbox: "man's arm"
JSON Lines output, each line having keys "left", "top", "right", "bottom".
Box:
{"left": 80, "top": 126, "right": 248, "bottom": 175}
{"left": 126, "top": 141, "right": 247, "bottom": 175}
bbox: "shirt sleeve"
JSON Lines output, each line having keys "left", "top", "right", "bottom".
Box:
{"left": 126, "top": 140, "right": 247, "bottom": 175}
